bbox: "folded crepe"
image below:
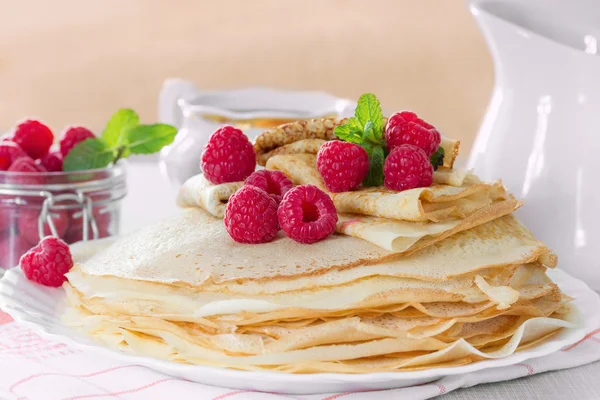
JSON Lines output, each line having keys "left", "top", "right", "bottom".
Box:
{"left": 253, "top": 118, "right": 460, "bottom": 169}
{"left": 176, "top": 157, "right": 520, "bottom": 253}
{"left": 176, "top": 174, "right": 243, "bottom": 218}
{"left": 266, "top": 153, "right": 510, "bottom": 222}
{"left": 62, "top": 208, "right": 571, "bottom": 373}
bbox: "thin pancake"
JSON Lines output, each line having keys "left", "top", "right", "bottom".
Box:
{"left": 176, "top": 174, "right": 242, "bottom": 217}
{"left": 266, "top": 153, "right": 509, "bottom": 222}
{"left": 254, "top": 117, "right": 460, "bottom": 169}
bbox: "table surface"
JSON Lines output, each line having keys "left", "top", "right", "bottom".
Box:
{"left": 53, "top": 161, "right": 600, "bottom": 399}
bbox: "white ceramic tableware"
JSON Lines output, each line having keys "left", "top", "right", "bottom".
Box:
{"left": 468, "top": 0, "right": 600, "bottom": 289}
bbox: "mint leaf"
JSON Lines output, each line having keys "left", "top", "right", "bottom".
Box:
{"left": 430, "top": 147, "right": 445, "bottom": 171}
{"left": 334, "top": 117, "right": 364, "bottom": 144}
{"left": 362, "top": 145, "right": 385, "bottom": 187}
{"left": 63, "top": 138, "right": 115, "bottom": 171}
{"left": 102, "top": 109, "right": 139, "bottom": 147}
{"left": 363, "top": 121, "right": 375, "bottom": 143}
{"left": 355, "top": 93, "right": 384, "bottom": 141}
{"left": 127, "top": 124, "right": 178, "bottom": 154}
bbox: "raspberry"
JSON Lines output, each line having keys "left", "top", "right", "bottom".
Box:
{"left": 64, "top": 207, "right": 112, "bottom": 244}
{"left": 277, "top": 184, "right": 338, "bottom": 244}
{"left": 20, "top": 236, "right": 73, "bottom": 287}
{"left": 385, "top": 111, "right": 441, "bottom": 156}
{"left": 316, "top": 141, "right": 370, "bottom": 193}
{"left": 0, "top": 234, "right": 32, "bottom": 269}
{"left": 7, "top": 157, "right": 47, "bottom": 185}
{"left": 201, "top": 126, "right": 256, "bottom": 184}
{"left": 60, "top": 126, "right": 95, "bottom": 157}
{"left": 245, "top": 170, "right": 293, "bottom": 204}
{"left": 13, "top": 120, "right": 54, "bottom": 160}
{"left": 0, "top": 208, "right": 11, "bottom": 233}
{"left": 224, "top": 185, "right": 279, "bottom": 243}
{"left": 39, "top": 151, "right": 63, "bottom": 172}
{"left": 18, "top": 208, "right": 70, "bottom": 245}
{"left": 384, "top": 144, "right": 433, "bottom": 191}
{"left": 0, "top": 142, "right": 27, "bottom": 170}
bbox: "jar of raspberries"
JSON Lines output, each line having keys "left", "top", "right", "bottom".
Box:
{"left": 0, "top": 120, "right": 127, "bottom": 269}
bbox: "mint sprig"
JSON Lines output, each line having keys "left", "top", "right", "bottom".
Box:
{"left": 334, "top": 93, "right": 386, "bottom": 187}
{"left": 363, "top": 146, "right": 385, "bottom": 186}
{"left": 430, "top": 147, "right": 445, "bottom": 171}
{"left": 63, "top": 109, "right": 177, "bottom": 171}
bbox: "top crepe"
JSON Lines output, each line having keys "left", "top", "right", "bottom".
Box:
{"left": 76, "top": 208, "right": 555, "bottom": 289}
{"left": 253, "top": 118, "right": 460, "bottom": 169}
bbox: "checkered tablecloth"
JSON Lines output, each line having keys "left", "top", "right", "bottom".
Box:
{"left": 0, "top": 310, "right": 599, "bottom": 400}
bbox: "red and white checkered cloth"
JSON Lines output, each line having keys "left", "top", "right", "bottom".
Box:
{"left": 0, "top": 310, "right": 599, "bottom": 400}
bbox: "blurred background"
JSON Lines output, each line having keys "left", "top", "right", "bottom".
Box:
{"left": 0, "top": 0, "right": 493, "bottom": 153}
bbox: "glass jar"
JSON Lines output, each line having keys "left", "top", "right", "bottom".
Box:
{"left": 0, "top": 164, "right": 126, "bottom": 269}
{"left": 158, "top": 84, "right": 356, "bottom": 187}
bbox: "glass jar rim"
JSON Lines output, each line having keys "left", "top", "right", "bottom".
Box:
{"left": 0, "top": 161, "right": 126, "bottom": 192}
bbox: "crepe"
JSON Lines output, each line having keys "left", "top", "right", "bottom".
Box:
{"left": 65, "top": 262, "right": 559, "bottom": 324}
{"left": 266, "top": 153, "right": 510, "bottom": 222}
{"left": 69, "top": 208, "right": 554, "bottom": 291}
{"left": 253, "top": 118, "right": 460, "bottom": 169}
{"left": 176, "top": 159, "right": 519, "bottom": 252}
{"left": 176, "top": 174, "right": 243, "bottom": 218}
{"left": 64, "top": 302, "right": 573, "bottom": 373}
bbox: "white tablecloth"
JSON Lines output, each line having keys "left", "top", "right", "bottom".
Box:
{"left": 1, "top": 161, "right": 599, "bottom": 400}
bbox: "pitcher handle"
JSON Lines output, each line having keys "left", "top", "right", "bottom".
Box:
{"left": 158, "top": 79, "right": 200, "bottom": 129}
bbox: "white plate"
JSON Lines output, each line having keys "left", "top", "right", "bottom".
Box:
{"left": 0, "top": 266, "right": 599, "bottom": 394}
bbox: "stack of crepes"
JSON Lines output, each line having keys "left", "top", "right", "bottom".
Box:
{"left": 63, "top": 118, "right": 575, "bottom": 373}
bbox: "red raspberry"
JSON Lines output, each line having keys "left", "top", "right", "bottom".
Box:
{"left": 384, "top": 144, "right": 433, "bottom": 191}
{"left": 277, "top": 184, "right": 338, "bottom": 244}
{"left": 60, "top": 126, "right": 95, "bottom": 157}
{"left": 13, "top": 120, "right": 54, "bottom": 160}
{"left": 316, "top": 141, "right": 369, "bottom": 193}
{"left": 385, "top": 111, "right": 441, "bottom": 156}
{"left": 0, "top": 233, "right": 33, "bottom": 269}
{"left": 245, "top": 170, "right": 293, "bottom": 204}
{"left": 18, "top": 209, "right": 70, "bottom": 245}
{"left": 201, "top": 126, "right": 256, "bottom": 184}
{"left": 64, "top": 207, "right": 112, "bottom": 244}
{"left": 224, "top": 185, "right": 279, "bottom": 244}
{"left": 7, "top": 157, "right": 47, "bottom": 185}
{"left": 20, "top": 236, "right": 73, "bottom": 287}
{"left": 0, "top": 142, "right": 27, "bottom": 170}
{"left": 39, "top": 151, "right": 63, "bottom": 172}
{"left": 0, "top": 208, "right": 11, "bottom": 233}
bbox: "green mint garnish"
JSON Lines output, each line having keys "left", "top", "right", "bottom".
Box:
{"left": 63, "top": 138, "right": 115, "bottom": 171}
{"left": 363, "top": 145, "right": 385, "bottom": 187}
{"left": 334, "top": 93, "right": 386, "bottom": 187}
{"left": 333, "top": 117, "right": 363, "bottom": 144}
{"left": 127, "top": 124, "right": 178, "bottom": 154}
{"left": 355, "top": 93, "right": 384, "bottom": 142}
{"left": 63, "top": 109, "right": 177, "bottom": 171}
{"left": 430, "top": 147, "right": 445, "bottom": 171}
{"left": 101, "top": 108, "right": 139, "bottom": 148}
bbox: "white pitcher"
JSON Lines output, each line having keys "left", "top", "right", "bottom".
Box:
{"left": 468, "top": 0, "right": 600, "bottom": 289}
